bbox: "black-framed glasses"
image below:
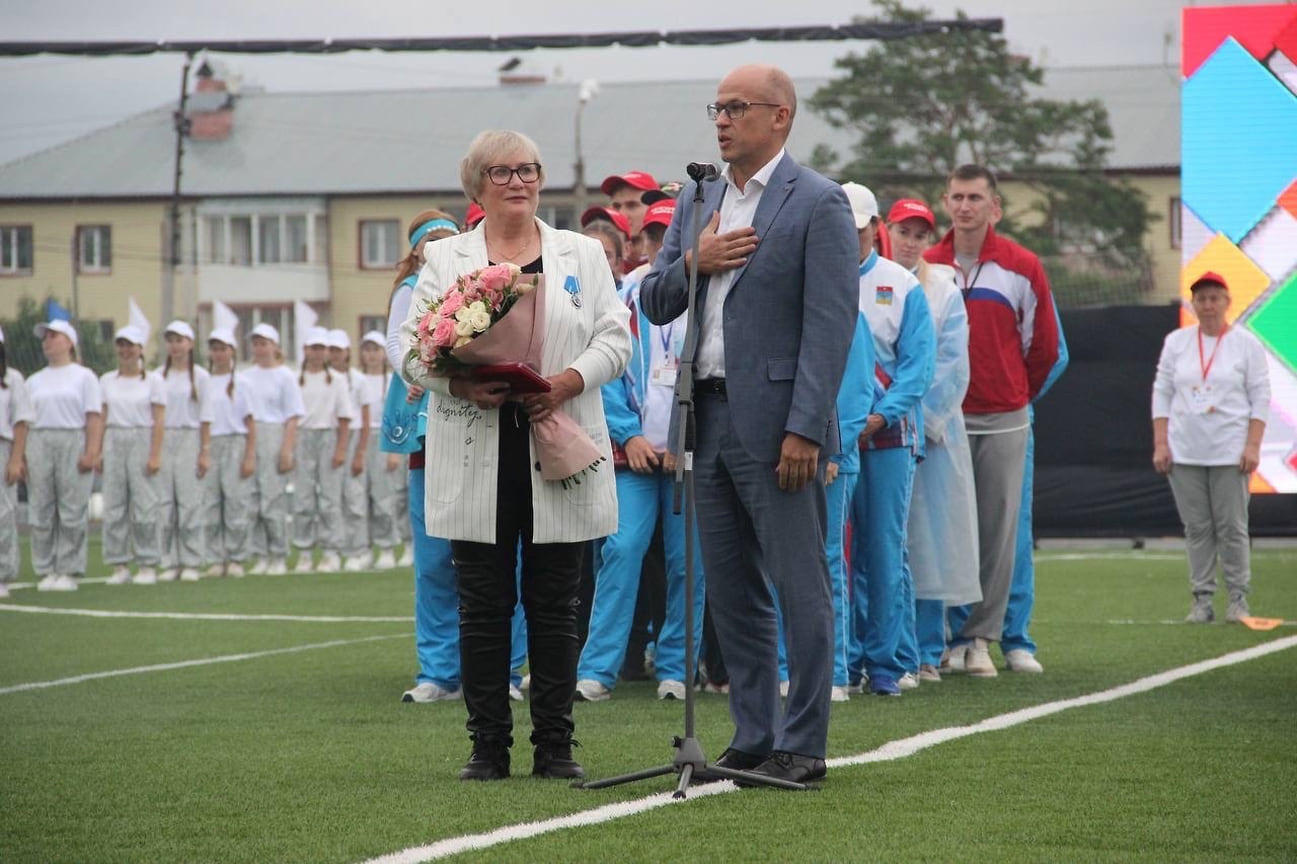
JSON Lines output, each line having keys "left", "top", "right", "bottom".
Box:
{"left": 706, "top": 100, "right": 781, "bottom": 121}
{"left": 482, "top": 163, "right": 542, "bottom": 185}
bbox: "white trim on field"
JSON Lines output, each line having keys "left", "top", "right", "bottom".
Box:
{"left": 0, "top": 604, "right": 411, "bottom": 623}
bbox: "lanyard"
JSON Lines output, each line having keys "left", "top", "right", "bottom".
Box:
{"left": 1197, "top": 325, "right": 1228, "bottom": 383}
{"left": 658, "top": 321, "right": 675, "bottom": 358}
{"left": 959, "top": 261, "right": 985, "bottom": 298}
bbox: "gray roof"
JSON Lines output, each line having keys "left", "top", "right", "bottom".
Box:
{"left": 0, "top": 66, "right": 1179, "bottom": 199}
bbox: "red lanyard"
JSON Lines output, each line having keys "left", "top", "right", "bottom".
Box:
{"left": 1197, "top": 324, "right": 1228, "bottom": 383}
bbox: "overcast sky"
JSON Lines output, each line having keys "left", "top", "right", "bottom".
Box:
{"left": 0, "top": 0, "right": 1257, "bottom": 165}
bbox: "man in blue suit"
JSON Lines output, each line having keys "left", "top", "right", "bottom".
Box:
{"left": 640, "top": 64, "right": 860, "bottom": 785}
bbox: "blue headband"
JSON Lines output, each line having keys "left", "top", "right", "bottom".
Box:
{"left": 409, "top": 218, "right": 459, "bottom": 247}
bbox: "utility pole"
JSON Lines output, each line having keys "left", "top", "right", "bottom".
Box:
{"left": 161, "top": 51, "right": 194, "bottom": 331}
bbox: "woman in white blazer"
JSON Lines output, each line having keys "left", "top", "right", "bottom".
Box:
{"left": 402, "top": 129, "right": 631, "bottom": 783}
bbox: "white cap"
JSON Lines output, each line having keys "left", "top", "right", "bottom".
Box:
{"left": 249, "top": 322, "right": 280, "bottom": 344}
{"left": 207, "top": 328, "right": 237, "bottom": 348}
{"left": 841, "top": 182, "right": 879, "bottom": 230}
{"left": 113, "top": 325, "right": 146, "bottom": 346}
{"left": 361, "top": 329, "right": 386, "bottom": 348}
{"left": 34, "top": 319, "right": 79, "bottom": 347}
{"left": 164, "top": 320, "right": 196, "bottom": 341}
{"left": 326, "top": 328, "right": 351, "bottom": 350}
{"left": 303, "top": 326, "right": 330, "bottom": 347}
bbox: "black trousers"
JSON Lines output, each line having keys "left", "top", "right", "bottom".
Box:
{"left": 451, "top": 403, "right": 583, "bottom": 747}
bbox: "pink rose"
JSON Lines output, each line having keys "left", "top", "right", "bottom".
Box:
{"left": 480, "top": 264, "right": 514, "bottom": 295}
{"left": 432, "top": 316, "right": 458, "bottom": 349}
{"left": 438, "top": 290, "right": 465, "bottom": 318}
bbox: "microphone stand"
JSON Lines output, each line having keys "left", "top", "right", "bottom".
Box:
{"left": 576, "top": 167, "right": 808, "bottom": 796}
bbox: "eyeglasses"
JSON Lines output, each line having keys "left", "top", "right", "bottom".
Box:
{"left": 706, "top": 100, "right": 781, "bottom": 121}
{"left": 482, "top": 163, "right": 542, "bottom": 185}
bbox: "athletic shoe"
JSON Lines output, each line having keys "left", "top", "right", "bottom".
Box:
{"left": 869, "top": 675, "right": 901, "bottom": 696}
{"left": 132, "top": 567, "right": 158, "bottom": 586}
{"left": 520, "top": 674, "right": 531, "bottom": 691}
{"left": 532, "top": 740, "right": 584, "bottom": 780}
{"left": 225, "top": 562, "right": 245, "bottom": 578}
{"left": 157, "top": 568, "right": 179, "bottom": 582}
{"left": 397, "top": 546, "right": 414, "bottom": 568}
{"left": 401, "top": 682, "right": 461, "bottom": 703}
{"left": 1004, "top": 649, "right": 1044, "bottom": 673}
{"left": 508, "top": 684, "right": 524, "bottom": 702}
{"left": 702, "top": 680, "right": 729, "bottom": 694}
{"left": 106, "top": 566, "right": 132, "bottom": 585}
{"left": 292, "top": 554, "right": 315, "bottom": 575}
{"left": 1185, "top": 594, "right": 1214, "bottom": 623}
{"left": 845, "top": 680, "right": 865, "bottom": 695}
{"left": 459, "top": 739, "right": 510, "bottom": 781}
{"left": 373, "top": 549, "right": 397, "bottom": 570}
{"left": 830, "top": 685, "right": 850, "bottom": 702}
{"left": 898, "top": 672, "right": 920, "bottom": 690}
{"left": 656, "top": 679, "right": 686, "bottom": 700}
{"left": 918, "top": 664, "right": 942, "bottom": 683}
{"left": 316, "top": 551, "right": 342, "bottom": 573}
{"left": 941, "top": 643, "right": 968, "bottom": 674}
{"left": 36, "top": 574, "right": 63, "bottom": 591}
{"left": 0, "top": 583, "right": 9, "bottom": 599}
{"left": 245, "top": 557, "right": 267, "bottom": 575}
{"left": 204, "top": 563, "right": 226, "bottom": 578}
{"left": 779, "top": 680, "right": 790, "bottom": 698}
{"left": 964, "top": 638, "right": 998, "bottom": 678}
{"left": 52, "top": 574, "right": 79, "bottom": 591}
{"left": 179, "top": 568, "right": 202, "bottom": 582}
{"left": 342, "top": 555, "right": 368, "bottom": 573}
{"left": 1225, "top": 595, "right": 1251, "bottom": 623}
{"left": 265, "top": 558, "right": 288, "bottom": 576}
{"left": 575, "top": 679, "right": 611, "bottom": 702}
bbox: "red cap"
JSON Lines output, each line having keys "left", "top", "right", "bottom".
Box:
{"left": 465, "top": 203, "right": 485, "bottom": 228}
{"left": 642, "top": 199, "right": 676, "bottom": 230}
{"left": 600, "top": 170, "right": 659, "bottom": 196}
{"left": 886, "top": 198, "right": 936, "bottom": 231}
{"left": 580, "top": 206, "right": 632, "bottom": 241}
{"left": 1189, "top": 271, "right": 1229, "bottom": 292}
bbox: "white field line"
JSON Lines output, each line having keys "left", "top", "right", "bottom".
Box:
{"left": 361, "top": 635, "right": 1297, "bottom": 864}
{"left": 0, "top": 633, "right": 409, "bottom": 696}
{"left": 0, "top": 604, "right": 410, "bottom": 623}
{"left": 1035, "top": 552, "right": 1182, "bottom": 562}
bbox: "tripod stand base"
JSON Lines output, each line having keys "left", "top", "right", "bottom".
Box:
{"left": 574, "top": 736, "right": 811, "bottom": 796}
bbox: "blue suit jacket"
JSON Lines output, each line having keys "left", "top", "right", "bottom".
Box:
{"left": 639, "top": 153, "right": 860, "bottom": 463}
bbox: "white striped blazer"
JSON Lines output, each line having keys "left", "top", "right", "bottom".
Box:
{"left": 400, "top": 219, "right": 632, "bottom": 544}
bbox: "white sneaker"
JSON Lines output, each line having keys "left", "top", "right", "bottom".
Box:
{"left": 778, "top": 680, "right": 790, "bottom": 698}
{"left": 520, "top": 674, "right": 531, "bottom": 691}
{"left": 245, "top": 557, "right": 267, "bottom": 575}
{"left": 265, "top": 558, "right": 288, "bottom": 576}
{"left": 830, "top": 685, "right": 850, "bottom": 702}
{"left": 292, "top": 554, "right": 315, "bottom": 575}
{"left": 226, "top": 562, "right": 245, "bottom": 578}
{"left": 1225, "top": 595, "right": 1251, "bottom": 623}
{"left": 401, "top": 682, "right": 462, "bottom": 703}
{"left": 508, "top": 684, "right": 524, "bottom": 702}
{"left": 575, "top": 679, "right": 611, "bottom": 702}
{"left": 342, "top": 555, "right": 368, "bottom": 573}
{"left": 373, "top": 549, "right": 397, "bottom": 570}
{"left": 52, "top": 574, "right": 79, "bottom": 591}
{"left": 918, "top": 664, "right": 942, "bottom": 683}
{"left": 179, "top": 568, "right": 202, "bottom": 582}
{"left": 157, "top": 568, "right": 179, "bottom": 582}
{"left": 37, "top": 574, "right": 63, "bottom": 591}
{"left": 316, "top": 551, "right": 341, "bottom": 573}
{"left": 397, "top": 546, "right": 414, "bottom": 568}
{"left": 898, "top": 672, "right": 920, "bottom": 690}
{"left": 964, "top": 638, "right": 998, "bottom": 678}
{"left": 106, "top": 566, "right": 132, "bottom": 585}
{"left": 132, "top": 567, "right": 158, "bottom": 585}
{"left": 845, "top": 681, "right": 865, "bottom": 695}
{"left": 656, "top": 679, "right": 686, "bottom": 700}
{"left": 941, "top": 644, "right": 967, "bottom": 674}
{"left": 1004, "top": 649, "right": 1044, "bottom": 673}
{"left": 204, "top": 563, "right": 226, "bottom": 578}
{"left": 0, "top": 582, "right": 9, "bottom": 598}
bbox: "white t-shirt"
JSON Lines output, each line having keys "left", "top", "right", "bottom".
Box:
{"left": 208, "top": 371, "right": 256, "bottom": 436}
{"left": 356, "top": 371, "right": 386, "bottom": 430}
{"left": 157, "top": 364, "right": 214, "bottom": 429}
{"left": 27, "top": 363, "right": 102, "bottom": 430}
{"left": 0, "top": 368, "right": 36, "bottom": 441}
{"left": 1152, "top": 324, "right": 1271, "bottom": 466}
{"left": 242, "top": 365, "right": 306, "bottom": 425}
{"left": 299, "top": 368, "right": 354, "bottom": 430}
{"left": 642, "top": 313, "right": 685, "bottom": 452}
{"left": 100, "top": 369, "right": 166, "bottom": 429}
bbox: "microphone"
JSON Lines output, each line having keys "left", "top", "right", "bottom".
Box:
{"left": 686, "top": 162, "right": 718, "bottom": 182}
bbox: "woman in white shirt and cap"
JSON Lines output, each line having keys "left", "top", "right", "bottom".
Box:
{"left": 327, "top": 328, "right": 376, "bottom": 571}
{"left": 156, "top": 319, "right": 213, "bottom": 582}
{"left": 204, "top": 328, "right": 257, "bottom": 577}
{"left": 293, "top": 326, "right": 354, "bottom": 573}
{"left": 99, "top": 324, "right": 167, "bottom": 585}
{"left": 0, "top": 325, "right": 35, "bottom": 598}
{"left": 26, "top": 319, "right": 103, "bottom": 591}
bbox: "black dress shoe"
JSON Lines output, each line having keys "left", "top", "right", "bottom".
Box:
{"left": 737, "top": 751, "right": 826, "bottom": 786}
{"left": 532, "top": 740, "right": 585, "bottom": 779}
{"left": 712, "top": 747, "right": 767, "bottom": 771}
{"left": 459, "top": 739, "right": 510, "bottom": 781}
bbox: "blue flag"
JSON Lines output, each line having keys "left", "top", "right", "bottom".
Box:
{"left": 45, "top": 298, "right": 72, "bottom": 322}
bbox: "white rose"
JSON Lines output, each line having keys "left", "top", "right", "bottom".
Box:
{"left": 468, "top": 309, "right": 492, "bottom": 332}
{"left": 468, "top": 300, "right": 489, "bottom": 316}
{"left": 454, "top": 306, "right": 473, "bottom": 323}
{"left": 453, "top": 335, "right": 473, "bottom": 348}
{"left": 454, "top": 318, "right": 475, "bottom": 338}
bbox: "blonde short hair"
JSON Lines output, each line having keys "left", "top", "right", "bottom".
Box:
{"left": 460, "top": 130, "right": 545, "bottom": 203}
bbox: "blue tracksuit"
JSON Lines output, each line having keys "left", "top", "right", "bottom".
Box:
{"left": 577, "top": 282, "right": 705, "bottom": 688}
{"left": 847, "top": 252, "right": 935, "bottom": 687}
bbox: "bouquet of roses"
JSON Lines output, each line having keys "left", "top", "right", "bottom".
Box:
{"left": 408, "top": 262, "right": 604, "bottom": 487}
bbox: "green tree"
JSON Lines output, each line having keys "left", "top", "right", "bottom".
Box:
{"left": 809, "top": 0, "right": 1153, "bottom": 269}
{"left": 2, "top": 295, "right": 115, "bottom": 375}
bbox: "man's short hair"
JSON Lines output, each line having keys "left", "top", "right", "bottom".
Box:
{"left": 948, "top": 164, "right": 998, "bottom": 193}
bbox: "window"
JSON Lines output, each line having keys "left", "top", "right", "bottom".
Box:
{"left": 77, "top": 225, "right": 112, "bottom": 273}
{"left": 360, "top": 219, "right": 401, "bottom": 270}
{"left": 1169, "top": 196, "right": 1182, "bottom": 250}
{"left": 204, "top": 216, "right": 226, "bottom": 264}
{"left": 258, "top": 216, "right": 281, "bottom": 264}
{"left": 285, "top": 215, "right": 308, "bottom": 263}
{"left": 229, "top": 217, "right": 253, "bottom": 266}
{"left": 0, "top": 225, "right": 33, "bottom": 274}
{"left": 312, "top": 214, "right": 329, "bottom": 264}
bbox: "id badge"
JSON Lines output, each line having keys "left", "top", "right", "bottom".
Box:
{"left": 651, "top": 366, "right": 678, "bottom": 387}
{"left": 1190, "top": 385, "right": 1215, "bottom": 414}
